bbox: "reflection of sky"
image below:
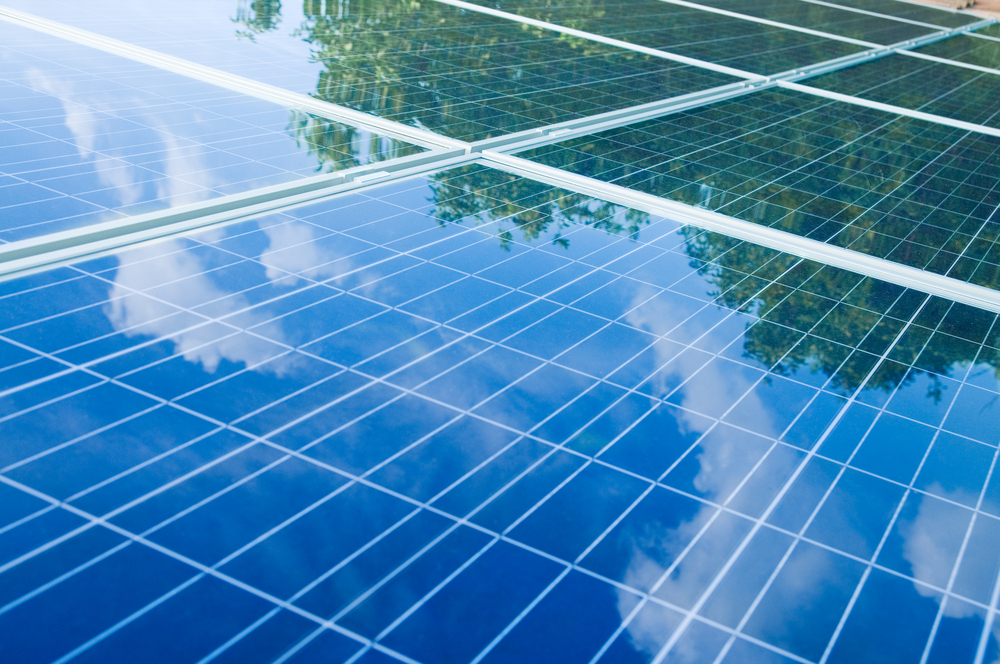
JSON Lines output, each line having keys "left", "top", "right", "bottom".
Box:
{"left": 0, "top": 21, "right": 405, "bottom": 240}
{"left": 0, "top": 0, "right": 321, "bottom": 90}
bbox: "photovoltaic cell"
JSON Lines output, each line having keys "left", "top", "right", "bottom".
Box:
{"left": 675, "top": 0, "right": 938, "bottom": 44}
{"left": 0, "top": 0, "right": 739, "bottom": 142}
{"left": 917, "top": 33, "right": 1000, "bottom": 70}
{"left": 807, "top": 53, "right": 1000, "bottom": 128}
{"left": 0, "top": 20, "right": 423, "bottom": 242}
{"left": 519, "top": 88, "right": 1000, "bottom": 290}
{"left": 817, "top": 0, "right": 980, "bottom": 28}
{"left": 459, "top": 0, "right": 864, "bottom": 75}
{"left": 2, "top": 163, "right": 1000, "bottom": 663}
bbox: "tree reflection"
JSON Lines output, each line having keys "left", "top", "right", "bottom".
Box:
{"left": 232, "top": 1, "right": 998, "bottom": 397}
{"left": 233, "top": 0, "right": 283, "bottom": 40}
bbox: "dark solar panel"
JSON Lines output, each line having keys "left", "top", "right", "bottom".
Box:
{"left": 817, "top": 0, "right": 980, "bottom": 27}
{"left": 670, "top": 0, "right": 938, "bottom": 44}
{"left": 917, "top": 33, "right": 1000, "bottom": 70}
{"left": 459, "top": 0, "right": 864, "bottom": 75}
{"left": 519, "top": 88, "right": 1000, "bottom": 289}
{"left": 807, "top": 54, "right": 1000, "bottom": 128}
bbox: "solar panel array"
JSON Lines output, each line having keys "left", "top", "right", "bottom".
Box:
{"left": 1, "top": 1, "right": 1000, "bottom": 663}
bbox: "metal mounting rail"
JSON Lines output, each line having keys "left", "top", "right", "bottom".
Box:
{"left": 481, "top": 151, "right": 1000, "bottom": 314}
{"left": 777, "top": 80, "right": 1000, "bottom": 137}
{"left": 0, "top": 5, "right": 468, "bottom": 152}
{"left": 0, "top": 150, "right": 472, "bottom": 281}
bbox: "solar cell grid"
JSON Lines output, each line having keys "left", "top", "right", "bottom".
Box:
{"left": 0, "top": 0, "right": 740, "bottom": 142}
{"left": 665, "top": 0, "right": 938, "bottom": 44}
{"left": 0, "top": 20, "right": 423, "bottom": 243}
{"left": 3, "top": 0, "right": 1000, "bottom": 662}
{"left": 520, "top": 88, "right": 1000, "bottom": 290}
{"left": 917, "top": 32, "right": 1000, "bottom": 70}
{"left": 456, "top": 0, "right": 865, "bottom": 75}
{"left": 2, "top": 164, "right": 1000, "bottom": 663}
{"left": 807, "top": 53, "right": 1000, "bottom": 129}
{"left": 816, "top": 0, "right": 980, "bottom": 28}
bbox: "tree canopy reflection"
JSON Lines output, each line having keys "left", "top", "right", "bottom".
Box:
{"left": 424, "top": 165, "right": 999, "bottom": 399}
{"left": 232, "top": 1, "right": 999, "bottom": 399}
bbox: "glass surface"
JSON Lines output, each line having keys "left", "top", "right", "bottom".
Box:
{"left": 808, "top": 53, "right": 1000, "bottom": 128}
{"left": 687, "top": 0, "right": 937, "bottom": 44}
{"left": 818, "top": 0, "right": 980, "bottom": 28}
{"left": 977, "top": 24, "right": 1000, "bottom": 39}
{"left": 918, "top": 33, "right": 1000, "bottom": 70}
{"left": 460, "top": 0, "right": 864, "bottom": 75}
{"left": 519, "top": 88, "right": 1000, "bottom": 290}
{"left": 0, "top": 20, "right": 422, "bottom": 242}
{"left": 0, "top": 0, "right": 737, "bottom": 142}
{"left": 3, "top": 163, "right": 1000, "bottom": 663}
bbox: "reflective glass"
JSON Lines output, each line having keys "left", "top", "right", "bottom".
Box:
{"left": 2, "top": 162, "right": 1000, "bottom": 663}
{"left": 519, "top": 88, "right": 1000, "bottom": 290}
{"left": 678, "top": 0, "right": 936, "bottom": 44}
{"left": 0, "top": 0, "right": 738, "bottom": 142}
{"left": 977, "top": 24, "right": 1000, "bottom": 39}
{"left": 808, "top": 53, "right": 1000, "bottom": 128}
{"left": 918, "top": 33, "right": 1000, "bottom": 70}
{"left": 459, "top": 0, "right": 863, "bottom": 75}
{"left": 818, "top": 0, "right": 980, "bottom": 28}
{"left": 0, "top": 20, "right": 422, "bottom": 242}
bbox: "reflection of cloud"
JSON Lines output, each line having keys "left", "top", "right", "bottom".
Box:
{"left": 104, "top": 237, "right": 294, "bottom": 374}
{"left": 901, "top": 487, "right": 978, "bottom": 619}
{"left": 27, "top": 67, "right": 217, "bottom": 209}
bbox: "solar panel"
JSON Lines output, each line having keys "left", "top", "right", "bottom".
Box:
{"left": 0, "top": 20, "right": 424, "bottom": 242}
{"left": 2, "top": 1, "right": 1000, "bottom": 662}
{"left": 457, "top": 0, "right": 865, "bottom": 75}
{"left": 519, "top": 88, "right": 1000, "bottom": 289}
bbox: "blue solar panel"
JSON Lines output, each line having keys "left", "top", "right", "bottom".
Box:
{"left": 0, "top": 20, "right": 423, "bottom": 243}
{"left": 2, "top": 163, "right": 1000, "bottom": 663}
{"left": 3, "top": 1, "right": 1000, "bottom": 662}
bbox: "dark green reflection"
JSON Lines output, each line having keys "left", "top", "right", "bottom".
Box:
{"left": 978, "top": 24, "right": 1000, "bottom": 39}
{"left": 461, "top": 0, "right": 862, "bottom": 74}
{"left": 807, "top": 54, "right": 1000, "bottom": 128}
{"left": 428, "top": 164, "right": 648, "bottom": 250}
{"left": 273, "top": 0, "right": 735, "bottom": 141}
{"left": 419, "top": 165, "right": 998, "bottom": 397}
{"left": 233, "top": 0, "right": 282, "bottom": 40}
{"left": 288, "top": 110, "right": 425, "bottom": 172}
{"left": 685, "top": 0, "right": 933, "bottom": 44}
{"left": 518, "top": 88, "right": 1000, "bottom": 290}
{"left": 817, "top": 0, "right": 977, "bottom": 29}
{"left": 917, "top": 34, "right": 1000, "bottom": 70}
